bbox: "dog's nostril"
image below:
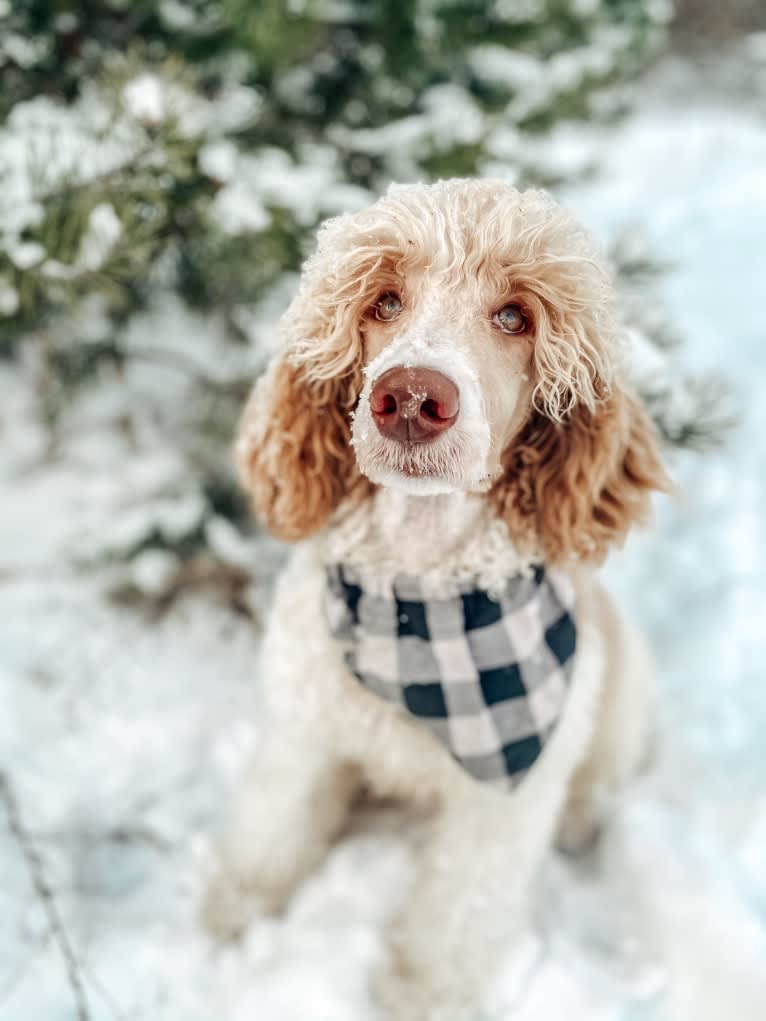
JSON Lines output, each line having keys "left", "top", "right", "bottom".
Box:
{"left": 372, "top": 392, "right": 398, "bottom": 416}
{"left": 420, "top": 398, "right": 441, "bottom": 421}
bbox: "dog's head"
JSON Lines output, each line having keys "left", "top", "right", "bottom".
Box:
{"left": 238, "top": 179, "right": 668, "bottom": 562}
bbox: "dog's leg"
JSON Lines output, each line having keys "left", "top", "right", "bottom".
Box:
{"left": 376, "top": 782, "right": 563, "bottom": 1021}
{"left": 558, "top": 586, "right": 654, "bottom": 854}
{"left": 371, "top": 582, "right": 605, "bottom": 1021}
{"left": 203, "top": 729, "right": 359, "bottom": 939}
{"left": 204, "top": 548, "right": 364, "bottom": 937}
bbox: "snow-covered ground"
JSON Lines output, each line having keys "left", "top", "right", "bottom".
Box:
{"left": 1, "top": 59, "right": 765, "bottom": 1021}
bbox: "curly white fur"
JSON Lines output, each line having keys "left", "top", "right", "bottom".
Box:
{"left": 289, "top": 180, "right": 622, "bottom": 419}
{"left": 205, "top": 179, "right": 663, "bottom": 1021}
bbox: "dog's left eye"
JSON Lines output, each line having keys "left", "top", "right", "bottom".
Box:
{"left": 493, "top": 304, "right": 527, "bottom": 334}
{"left": 374, "top": 293, "right": 403, "bottom": 322}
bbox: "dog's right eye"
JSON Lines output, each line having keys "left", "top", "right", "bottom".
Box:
{"left": 374, "top": 293, "right": 403, "bottom": 322}
{"left": 493, "top": 303, "right": 527, "bottom": 334}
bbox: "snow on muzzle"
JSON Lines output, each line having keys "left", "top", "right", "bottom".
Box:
{"left": 351, "top": 332, "right": 491, "bottom": 494}
{"left": 369, "top": 365, "right": 459, "bottom": 444}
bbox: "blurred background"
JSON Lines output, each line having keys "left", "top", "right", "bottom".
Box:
{"left": 0, "top": 2, "right": 764, "bottom": 1019}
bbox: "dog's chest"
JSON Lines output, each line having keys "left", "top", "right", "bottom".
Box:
{"left": 323, "top": 563, "right": 577, "bottom": 789}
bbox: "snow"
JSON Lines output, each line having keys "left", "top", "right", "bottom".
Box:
{"left": 44, "top": 203, "right": 124, "bottom": 279}
{"left": 0, "top": 31, "right": 45, "bottom": 69}
{"left": 122, "top": 73, "right": 167, "bottom": 126}
{"left": 331, "top": 86, "right": 484, "bottom": 181}
{"left": 205, "top": 144, "right": 372, "bottom": 235}
{"left": 0, "top": 70, "right": 262, "bottom": 273}
{"left": 2, "top": 59, "right": 766, "bottom": 1021}
{"left": 0, "top": 278, "right": 19, "bottom": 316}
{"left": 6, "top": 240, "right": 45, "bottom": 269}
{"left": 212, "top": 181, "right": 272, "bottom": 235}
{"left": 469, "top": 29, "right": 649, "bottom": 127}
{"left": 121, "top": 73, "right": 261, "bottom": 137}
{"left": 467, "top": 46, "right": 546, "bottom": 91}
{"left": 198, "top": 139, "right": 240, "bottom": 183}
{"left": 492, "top": 0, "right": 546, "bottom": 25}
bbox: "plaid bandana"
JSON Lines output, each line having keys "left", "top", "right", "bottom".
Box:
{"left": 324, "top": 563, "right": 577, "bottom": 789}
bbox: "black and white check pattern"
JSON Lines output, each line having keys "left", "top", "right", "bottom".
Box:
{"left": 324, "top": 564, "right": 577, "bottom": 789}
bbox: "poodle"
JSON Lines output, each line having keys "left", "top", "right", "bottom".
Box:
{"left": 204, "top": 179, "right": 669, "bottom": 1020}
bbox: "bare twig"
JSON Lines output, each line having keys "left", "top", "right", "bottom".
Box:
{"left": 79, "top": 959, "right": 131, "bottom": 1021}
{"left": 0, "top": 771, "right": 91, "bottom": 1021}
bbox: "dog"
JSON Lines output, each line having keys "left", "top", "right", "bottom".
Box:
{"left": 204, "top": 179, "right": 669, "bottom": 1020}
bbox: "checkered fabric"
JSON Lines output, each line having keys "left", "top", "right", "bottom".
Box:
{"left": 324, "top": 564, "right": 577, "bottom": 789}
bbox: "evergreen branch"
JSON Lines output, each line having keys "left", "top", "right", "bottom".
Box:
{"left": 32, "top": 144, "right": 158, "bottom": 207}
{"left": 0, "top": 771, "right": 91, "bottom": 1021}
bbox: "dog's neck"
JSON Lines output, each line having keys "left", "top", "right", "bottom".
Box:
{"left": 324, "top": 487, "right": 535, "bottom": 595}
{"left": 370, "top": 488, "right": 485, "bottom": 567}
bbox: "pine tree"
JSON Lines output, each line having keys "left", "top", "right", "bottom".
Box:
{"left": 0, "top": 0, "right": 727, "bottom": 606}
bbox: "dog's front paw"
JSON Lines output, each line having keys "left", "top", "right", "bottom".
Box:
{"left": 374, "top": 946, "right": 477, "bottom": 1021}
{"left": 375, "top": 966, "right": 432, "bottom": 1021}
{"left": 556, "top": 801, "right": 605, "bottom": 857}
{"left": 201, "top": 866, "right": 288, "bottom": 941}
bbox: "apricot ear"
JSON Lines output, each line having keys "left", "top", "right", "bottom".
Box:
{"left": 236, "top": 356, "right": 370, "bottom": 542}
{"left": 490, "top": 387, "right": 671, "bottom": 564}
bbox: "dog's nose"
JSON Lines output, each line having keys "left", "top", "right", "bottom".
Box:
{"left": 370, "top": 366, "right": 459, "bottom": 443}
